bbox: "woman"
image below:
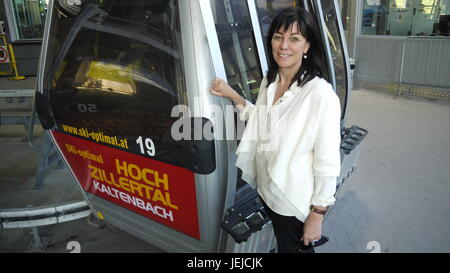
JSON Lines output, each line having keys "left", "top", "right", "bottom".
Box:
{"left": 210, "top": 8, "right": 341, "bottom": 253}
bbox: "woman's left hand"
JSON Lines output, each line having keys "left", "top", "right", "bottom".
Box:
{"left": 301, "top": 212, "right": 323, "bottom": 246}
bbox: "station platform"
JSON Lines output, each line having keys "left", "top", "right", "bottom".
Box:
{"left": 320, "top": 89, "right": 450, "bottom": 253}
{"left": 0, "top": 77, "right": 449, "bottom": 252}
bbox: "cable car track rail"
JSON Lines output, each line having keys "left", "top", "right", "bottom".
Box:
{"left": 0, "top": 200, "right": 91, "bottom": 229}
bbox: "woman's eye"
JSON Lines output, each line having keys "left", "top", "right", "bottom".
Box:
{"left": 273, "top": 35, "right": 282, "bottom": 40}
{"left": 291, "top": 37, "right": 300, "bottom": 42}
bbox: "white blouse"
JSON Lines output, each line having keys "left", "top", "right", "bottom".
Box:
{"left": 236, "top": 75, "right": 341, "bottom": 222}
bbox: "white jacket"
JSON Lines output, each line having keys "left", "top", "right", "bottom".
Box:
{"left": 236, "top": 75, "right": 341, "bottom": 221}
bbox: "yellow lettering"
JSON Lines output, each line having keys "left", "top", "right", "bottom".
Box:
{"left": 65, "top": 144, "right": 72, "bottom": 152}
{"left": 88, "top": 165, "right": 101, "bottom": 181}
{"left": 128, "top": 163, "right": 142, "bottom": 181}
{"left": 129, "top": 179, "right": 144, "bottom": 198}
{"left": 115, "top": 159, "right": 128, "bottom": 177}
{"left": 120, "top": 139, "right": 129, "bottom": 149}
{"left": 165, "top": 192, "right": 178, "bottom": 210}
{"left": 101, "top": 169, "right": 114, "bottom": 186}
{"left": 154, "top": 171, "right": 169, "bottom": 191}
{"left": 142, "top": 169, "right": 155, "bottom": 186}
{"left": 152, "top": 189, "right": 167, "bottom": 206}
{"left": 118, "top": 176, "right": 131, "bottom": 192}
{"left": 140, "top": 184, "right": 154, "bottom": 200}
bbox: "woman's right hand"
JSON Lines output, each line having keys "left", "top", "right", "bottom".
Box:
{"left": 210, "top": 78, "right": 246, "bottom": 108}
{"left": 210, "top": 78, "right": 237, "bottom": 99}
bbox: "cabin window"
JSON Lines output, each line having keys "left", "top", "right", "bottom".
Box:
{"left": 210, "top": 0, "right": 263, "bottom": 102}
{"left": 47, "top": 0, "right": 186, "bottom": 137}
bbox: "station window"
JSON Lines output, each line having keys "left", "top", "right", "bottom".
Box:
{"left": 5, "top": 0, "right": 48, "bottom": 41}
{"left": 362, "top": 0, "right": 450, "bottom": 36}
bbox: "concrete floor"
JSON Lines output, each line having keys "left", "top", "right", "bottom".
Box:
{"left": 0, "top": 87, "right": 449, "bottom": 253}
{"left": 0, "top": 125, "right": 81, "bottom": 208}
{"left": 318, "top": 90, "right": 450, "bottom": 253}
{"left": 0, "top": 76, "right": 36, "bottom": 90}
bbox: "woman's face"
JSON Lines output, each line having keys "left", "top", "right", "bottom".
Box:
{"left": 271, "top": 22, "right": 310, "bottom": 73}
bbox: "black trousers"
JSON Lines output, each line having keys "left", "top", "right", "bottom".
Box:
{"left": 262, "top": 200, "right": 315, "bottom": 253}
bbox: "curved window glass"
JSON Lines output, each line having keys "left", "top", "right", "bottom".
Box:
{"left": 49, "top": 25, "right": 185, "bottom": 137}
{"left": 321, "top": 0, "right": 348, "bottom": 119}
{"left": 39, "top": 0, "right": 216, "bottom": 173}
{"left": 46, "top": 1, "right": 186, "bottom": 136}
{"left": 210, "top": 0, "right": 263, "bottom": 102}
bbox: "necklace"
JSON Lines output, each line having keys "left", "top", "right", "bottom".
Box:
{"left": 300, "top": 69, "right": 308, "bottom": 81}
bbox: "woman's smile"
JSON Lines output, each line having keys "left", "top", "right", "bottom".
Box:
{"left": 277, "top": 53, "right": 293, "bottom": 58}
{"left": 271, "top": 22, "right": 310, "bottom": 73}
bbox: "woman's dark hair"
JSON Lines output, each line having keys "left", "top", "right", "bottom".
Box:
{"left": 266, "top": 7, "right": 326, "bottom": 88}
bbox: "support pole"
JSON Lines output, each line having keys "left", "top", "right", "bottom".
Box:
{"left": 7, "top": 43, "right": 25, "bottom": 80}
{"left": 26, "top": 226, "right": 52, "bottom": 253}
{"left": 0, "top": 34, "right": 25, "bottom": 80}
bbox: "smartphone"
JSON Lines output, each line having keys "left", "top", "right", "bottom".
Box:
{"left": 299, "top": 235, "right": 329, "bottom": 251}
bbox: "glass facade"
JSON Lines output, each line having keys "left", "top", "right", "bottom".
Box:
{"left": 9, "top": 0, "right": 48, "bottom": 40}
{"left": 362, "top": 0, "right": 450, "bottom": 36}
